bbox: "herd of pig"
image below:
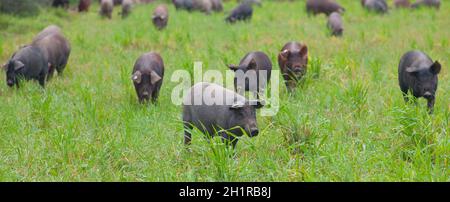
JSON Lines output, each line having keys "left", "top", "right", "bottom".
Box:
{"left": 2, "top": 0, "right": 443, "bottom": 148}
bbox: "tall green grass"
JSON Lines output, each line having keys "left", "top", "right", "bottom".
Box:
{"left": 0, "top": 1, "right": 448, "bottom": 181}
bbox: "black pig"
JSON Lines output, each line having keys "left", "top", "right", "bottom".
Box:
{"left": 52, "top": 0, "right": 69, "bottom": 9}
{"left": 173, "top": 0, "right": 194, "bottom": 11}
{"left": 225, "top": 3, "right": 253, "bottom": 23}
{"left": 121, "top": 0, "right": 133, "bottom": 18}
{"left": 412, "top": 0, "right": 440, "bottom": 9}
{"left": 306, "top": 0, "right": 345, "bottom": 16}
{"left": 228, "top": 51, "right": 272, "bottom": 101}
{"left": 100, "top": 0, "right": 114, "bottom": 19}
{"left": 182, "top": 82, "right": 263, "bottom": 147}
{"left": 3, "top": 46, "right": 49, "bottom": 88}
{"left": 131, "top": 52, "right": 164, "bottom": 103}
{"left": 398, "top": 50, "right": 441, "bottom": 113}
{"left": 362, "top": 0, "right": 389, "bottom": 13}
{"left": 394, "top": 0, "right": 411, "bottom": 8}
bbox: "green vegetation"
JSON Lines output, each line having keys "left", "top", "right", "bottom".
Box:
{"left": 0, "top": 0, "right": 449, "bottom": 181}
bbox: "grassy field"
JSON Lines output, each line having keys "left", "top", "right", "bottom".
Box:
{"left": 0, "top": 0, "right": 449, "bottom": 181}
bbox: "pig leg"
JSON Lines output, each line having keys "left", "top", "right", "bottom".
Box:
{"left": 400, "top": 86, "right": 409, "bottom": 103}
{"left": 47, "top": 64, "right": 56, "bottom": 81}
{"left": 57, "top": 58, "right": 69, "bottom": 76}
{"left": 286, "top": 80, "right": 296, "bottom": 92}
{"left": 221, "top": 133, "right": 238, "bottom": 149}
{"left": 230, "top": 137, "right": 238, "bottom": 150}
{"left": 151, "top": 87, "right": 160, "bottom": 103}
{"left": 38, "top": 71, "right": 46, "bottom": 88}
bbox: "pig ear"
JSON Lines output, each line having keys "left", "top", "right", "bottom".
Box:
{"left": 249, "top": 99, "right": 265, "bottom": 109}
{"left": 300, "top": 45, "right": 308, "bottom": 57}
{"left": 256, "top": 100, "right": 265, "bottom": 109}
{"left": 230, "top": 101, "right": 245, "bottom": 109}
{"left": 430, "top": 61, "right": 441, "bottom": 75}
{"left": 131, "top": 71, "right": 142, "bottom": 84}
{"left": 247, "top": 59, "right": 257, "bottom": 70}
{"left": 228, "top": 64, "right": 239, "bottom": 71}
{"left": 150, "top": 71, "right": 162, "bottom": 85}
{"left": 279, "top": 49, "right": 290, "bottom": 59}
{"left": 14, "top": 61, "right": 24, "bottom": 71}
{"left": 406, "top": 66, "right": 420, "bottom": 73}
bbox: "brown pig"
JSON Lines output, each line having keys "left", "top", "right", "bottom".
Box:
{"left": 152, "top": 4, "right": 169, "bottom": 30}
{"left": 78, "top": 0, "right": 91, "bottom": 12}
{"left": 278, "top": 42, "right": 308, "bottom": 92}
{"left": 100, "top": 0, "right": 114, "bottom": 19}
{"left": 327, "top": 12, "right": 343, "bottom": 37}
{"left": 121, "top": 0, "right": 133, "bottom": 18}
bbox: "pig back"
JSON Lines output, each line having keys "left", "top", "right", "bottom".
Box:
{"left": 240, "top": 52, "right": 272, "bottom": 72}
{"left": 32, "top": 33, "right": 70, "bottom": 67}
{"left": 33, "top": 25, "right": 62, "bottom": 42}
{"left": 183, "top": 82, "right": 247, "bottom": 128}
{"left": 133, "top": 52, "right": 164, "bottom": 77}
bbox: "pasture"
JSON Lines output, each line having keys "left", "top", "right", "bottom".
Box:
{"left": 0, "top": 0, "right": 449, "bottom": 181}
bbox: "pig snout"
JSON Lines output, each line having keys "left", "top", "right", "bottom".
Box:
{"left": 249, "top": 128, "right": 259, "bottom": 137}
{"left": 293, "top": 67, "right": 305, "bottom": 73}
{"left": 7, "top": 79, "right": 14, "bottom": 87}
{"left": 246, "top": 121, "right": 259, "bottom": 137}
{"left": 141, "top": 91, "right": 151, "bottom": 99}
{"left": 423, "top": 91, "right": 434, "bottom": 99}
{"left": 292, "top": 67, "right": 306, "bottom": 77}
{"left": 139, "top": 90, "right": 151, "bottom": 102}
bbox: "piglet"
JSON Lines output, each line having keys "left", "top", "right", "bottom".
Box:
{"left": 411, "top": 0, "right": 440, "bottom": 9}
{"left": 228, "top": 51, "right": 272, "bottom": 101}
{"left": 394, "top": 0, "right": 411, "bottom": 8}
{"left": 182, "top": 82, "right": 263, "bottom": 147}
{"left": 362, "top": 0, "right": 389, "bottom": 13}
{"left": 225, "top": 2, "right": 253, "bottom": 23}
{"left": 327, "top": 12, "right": 343, "bottom": 37}
{"left": 121, "top": 0, "right": 133, "bottom": 19}
{"left": 100, "top": 0, "right": 114, "bottom": 19}
{"left": 78, "top": 0, "right": 91, "bottom": 12}
{"left": 152, "top": 4, "right": 169, "bottom": 30}
{"left": 3, "top": 46, "right": 49, "bottom": 88}
{"left": 278, "top": 42, "right": 308, "bottom": 92}
{"left": 131, "top": 52, "right": 164, "bottom": 103}
{"left": 398, "top": 50, "right": 441, "bottom": 113}
{"left": 306, "top": 0, "right": 345, "bottom": 16}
